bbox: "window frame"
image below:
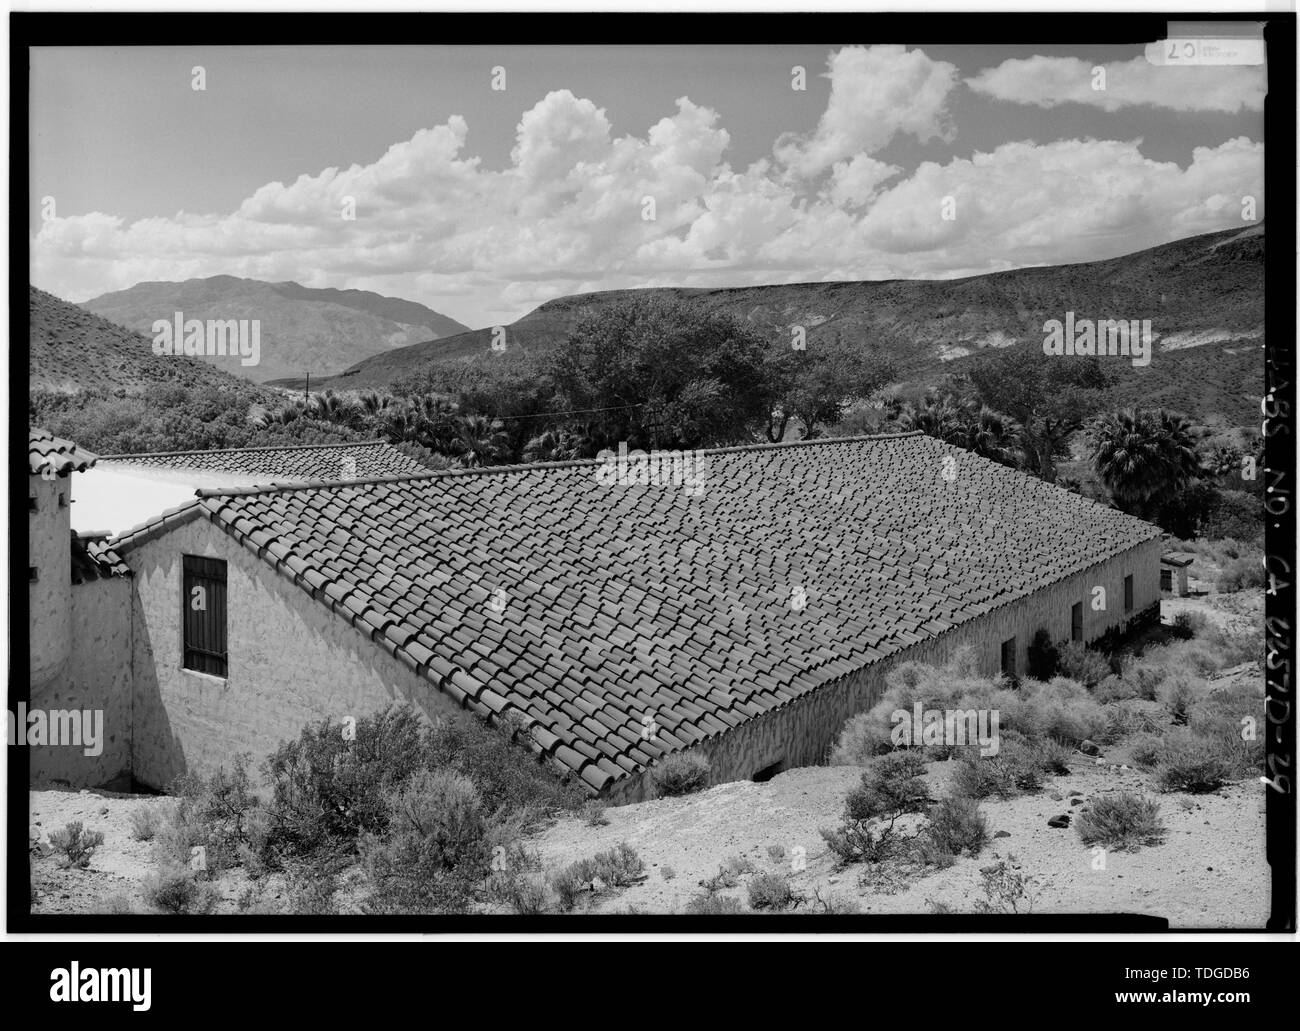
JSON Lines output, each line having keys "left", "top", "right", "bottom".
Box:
{"left": 1071, "top": 601, "right": 1084, "bottom": 643}
{"left": 182, "top": 554, "right": 229, "bottom": 678}
{"left": 1123, "top": 574, "right": 1134, "bottom": 613}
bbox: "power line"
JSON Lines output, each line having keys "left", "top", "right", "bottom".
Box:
{"left": 487, "top": 401, "right": 647, "bottom": 422}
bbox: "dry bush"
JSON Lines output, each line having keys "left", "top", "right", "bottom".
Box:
{"left": 1075, "top": 792, "right": 1166, "bottom": 851}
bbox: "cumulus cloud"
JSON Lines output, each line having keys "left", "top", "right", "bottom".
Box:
{"left": 967, "top": 55, "right": 1265, "bottom": 112}
{"left": 31, "top": 46, "right": 1264, "bottom": 326}
{"left": 775, "top": 45, "right": 959, "bottom": 178}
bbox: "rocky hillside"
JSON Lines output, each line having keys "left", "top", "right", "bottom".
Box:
{"left": 306, "top": 224, "right": 1264, "bottom": 407}
{"left": 81, "top": 276, "right": 471, "bottom": 384}
{"left": 29, "top": 285, "right": 277, "bottom": 401}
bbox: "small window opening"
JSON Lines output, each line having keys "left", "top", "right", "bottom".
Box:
{"left": 753, "top": 760, "right": 785, "bottom": 783}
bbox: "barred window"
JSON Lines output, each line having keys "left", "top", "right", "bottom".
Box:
{"left": 183, "top": 555, "right": 228, "bottom": 677}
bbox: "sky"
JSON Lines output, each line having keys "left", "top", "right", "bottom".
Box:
{"left": 29, "top": 42, "right": 1266, "bottom": 329}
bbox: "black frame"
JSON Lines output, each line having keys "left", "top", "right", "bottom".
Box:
{"left": 8, "top": 9, "right": 1295, "bottom": 937}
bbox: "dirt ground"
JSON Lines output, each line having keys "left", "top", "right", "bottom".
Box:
{"left": 526, "top": 753, "right": 1269, "bottom": 926}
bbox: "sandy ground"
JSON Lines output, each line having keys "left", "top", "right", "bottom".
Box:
{"left": 526, "top": 754, "right": 1269, "bottom": 926}
{"left": 28, "top": 751, "right": 1269, "bottom": 926}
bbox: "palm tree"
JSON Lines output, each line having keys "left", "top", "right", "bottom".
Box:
{"left": 960, "top": 406, "right": 1023, "bottom": 468}
{"left": 452, "top": 414, "right": 509, "bottom": 468}
{"left": 522, "top": 427, "right": 587, "bottom": 463}
{"left": 1091, "top": 408, "right": 1202, "bottom": 517}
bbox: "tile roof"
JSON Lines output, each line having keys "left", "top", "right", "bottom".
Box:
{"left": 29, "top": 427, "right": 98, "bottom": 476}
{"left": 71, "top": 533, "right": 132, "bottom": 584}
{"left": 114, "top": 433, "right": 1162, "bottom": 794}
{"left": 99, "top": 440, "right": 427, "bottom": 481}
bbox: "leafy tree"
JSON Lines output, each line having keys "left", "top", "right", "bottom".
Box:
{"left": 765, "top": 347, "right": 895, "bottom": 441}
{"left": 969, "top": 349, "right": 1109, "bottom": 481}
{"left": 1090, "top": 408, "right": 1203, "bottom": 519}
{"left": 548, "top": 297, "right": 778, "bottom": 452}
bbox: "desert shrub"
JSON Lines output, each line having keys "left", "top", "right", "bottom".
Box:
{"left": 360, "top": 769, "right": 491, "bottom": 914}
{"left": 1217, "top": 553, "right": 1266, "bottom": 593}
{"left": 283, "top": 855, "right": 346, "bottom": 915}
{"left": 1188, "top": 686, "right": 1265, "bottom": 778}
{"left": 580, "top": 800, "right": 610, "bottom": 827}
{"left": 1126, "top": 733, "right": 1165, "bottom": 769}
{"left": 831, "top": 648, "right": 1004, "bottom": 762}
{"left": 652, "top": 751, "right": 711, "bottom": 797}
{"left": 703, "top": 855, "right": 756, "bottom": 891}
{"left": 263, "top": 708, "right": 432, "bottom": 858}
{"left": 1127, "top": 662, "right": 1167, "bottom": 701}
{"left": 129, "top": 806, "right": 163, "bottom": 842}
{"left": 426, "top": 712, "right": 586, "bottom": 817}
{"left": 746, "top": 872, "right": 794, "bottom": 911}
{"left": 550, "top": 843, "right": 645, "bottom": 911}
{"left": 823, "top": 751, "right": 931, "bottom": 865}
{"left": 811, "top": 890, "right": 861, "bottom": 914}
{"left": 144, "top": 863, "right": 217, "bottom": 914}
{"left": 1027, "top": 628, "right": 1060, "bottom": 682}
{"left": 1075, "top": 792, "right": 1166, "bottom": 851}
{"left": 974, "top": 856, "right": 1034, "bottom": 914}
{"left": 1159, "top": 674, "right": 1202, "bottom": 725}
{"left": 845, "top": 751, "right": 930, "bottom": 821}
{"left": 162, "top": 754, "right": 259, "bottom": 874}
{"left": 660, "top": 865, "right": 676, "bottom": 881}
{"left": 766, "top": 844, "right": 786, "bottom": 862}
{"left": 999, "top": 677, "right": 1107, "bottom": 747}
{"left": 828, "top": 713, "right": 895, "bottom": 765}
{"left": 1098, "top": 701, "right": 1162, "bottom": 745}
{"left": 1154, "top": 733, "right": 1228, "bottom": 794}
{"left": 1056, "top": 642, "right": 1110, "bottom": 688}
{"left": 48, "top": 821, "right": 104, "bottom": 868}
{"left": 1169, "top": 611, "right": 1206, "bottom": 640}
{"left": 920, "top": 795, "right": 988, "bottom": 860}
{"left": 951, "top": 742, "right": 1044, "bottom": 800}
{"left": 1033, "top": 738, "right": 1074, "bottom": 775}
{"left": 684, "top": 891, "right": 744, "bottom": 915}
{"left": 1093, "top": 674, "right": 1139, "bottom": 704}
{"left": 499, "top": 875, "right": 551, "bottom": 915}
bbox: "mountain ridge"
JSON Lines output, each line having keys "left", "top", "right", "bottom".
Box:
{"left": 291, "top": 223, "right": 1263, "bottom": 393}
{"left": 80, "top": 276, "right": 471, "bottom": 384}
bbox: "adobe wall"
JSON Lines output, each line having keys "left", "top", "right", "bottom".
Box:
{"left": 27, "top": 574, "right": 135, "bottom": 789}
{"left": 123, "top": 514, "right": 468, "bottom": 790}
{"left": 607, "top": 537, "right": 1163, "bottom": 803}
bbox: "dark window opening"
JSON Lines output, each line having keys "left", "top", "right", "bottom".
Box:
{"left": 183, "top": 554, "right": 228, "bottom": 677}
{"left": 1160, "top": 568, "right": 1173, "bottom": 592}
{"left": 29, "top": 566, "right": 39, "bottom": 583}
{"left": 1071, "top": 602, "right": 1084, "bottom": 643}
{"left": 28, "top": 496, "right": 38, "bottom": 513}
{"left": 1124, "top": 575, "right": 1134, "bottom": 613}
{"left": 752, "top": 760, "right": 785, "bottom": 783}
{"left": 58, "top": 493, "right": 67, "bottom": 508}
{"left": 1000, "top": 637, "right": 1016, "bottom": 678}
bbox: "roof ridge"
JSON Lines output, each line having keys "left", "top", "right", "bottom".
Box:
{"left": 102, "top": 439, "right": 388, "bottom": 460}
{"left": 191, "top": 432, "right": 928, "bottom": 499}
